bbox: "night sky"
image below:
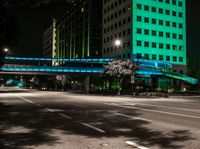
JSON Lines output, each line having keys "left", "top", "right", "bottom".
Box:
{"left": 7, "top": 0, "right": 200, "bottom": 58}
{"left": 8, "top": 1, "right": 66, "bottom": 57}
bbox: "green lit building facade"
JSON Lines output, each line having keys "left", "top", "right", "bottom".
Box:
{"left": 133, "top": 0, "right": 186, "bottom": 74}
{"left": 56, "top": 0, "right": 102, "bottom": 62}
{"left": 103, "top": 0, "right": 186, "bottom": 74}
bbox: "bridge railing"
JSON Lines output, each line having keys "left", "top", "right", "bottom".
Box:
{"left": 2, "top": 64, "right": 104, "bottom": 73}
{"left": 5, "top": 57, "right": 113, "bottom": 64}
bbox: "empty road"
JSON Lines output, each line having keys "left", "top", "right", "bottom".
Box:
{"left": 0, "top": 87, "right": 200, "bottom": 149}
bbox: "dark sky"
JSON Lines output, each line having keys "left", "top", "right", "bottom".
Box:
{"left": 7, "top": 0, "right": 200, "bottom": 57}
{"left": 186, "top": 0, "right": 200, "bottom": 57}
{"left": 8, "top": 1, "right": 67, "bottom": 57}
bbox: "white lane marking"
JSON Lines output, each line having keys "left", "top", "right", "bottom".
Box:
{"left": 16, "top": 96, "right": 43, "bottom": 108}
{"left": 126, "top": 141, "right": 149, "bottom": 149}
{"left": 16, "top": 95, "right": 105, "bottom": 134}
{"left": 130, "top": 103, "right": 200, "bottom": 113}
{"left": 17, "top": 96, "right": 34, "bottom": 104}
{"left": 46, "top": 108, "right": 55, "bottom": 112}
{"left": 105, "top": 103, "right": 200, "bottom": 120}
{"left": 59, "top": 113, "right": 72, "bottom": 120}
{"left": 113, "top": 112, "right": 152, "bottom": 122}
{"left": 80, "top": 122, "right": 106, "bottom": 133}
{"left": 35, "top": 103, "right": 43, "bottom": 107}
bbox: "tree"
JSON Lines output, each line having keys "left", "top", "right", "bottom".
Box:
{"left": 104, "top": 59, "right": 139, "bottom": 95}
{"left": 56, "top": 75, "right": 67, "bottom": 91}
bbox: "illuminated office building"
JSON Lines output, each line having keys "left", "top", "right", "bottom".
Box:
{"left": 55, "top": 0, "right": 102, "bottom": 60}
{"left": 103, "top": 0, "right": 186, "bottom": 74}
{"left": 43, "top": 18, "right": 57, "bottom": 59}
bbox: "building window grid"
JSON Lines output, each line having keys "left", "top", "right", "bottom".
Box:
{"left": 135, "top": 3, "right": 184, "bottom": 19}
{"left": 103, "top": 1, "right": 185, "bottom": 61}
{"left": 136, "top": 16, "right": 184, "bottom": 31}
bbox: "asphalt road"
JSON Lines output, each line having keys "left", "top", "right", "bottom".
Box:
{"left": 0, "top": 87, "right": 200, "bottom": 149}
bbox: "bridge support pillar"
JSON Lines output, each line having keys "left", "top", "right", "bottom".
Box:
{"left": 152, "top": 76, "right": 158, "bottom": 89}
{"left": 85, "top": 75, "right": 90, "bottom": 94}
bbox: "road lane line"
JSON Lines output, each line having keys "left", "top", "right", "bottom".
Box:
{"left": 35, "top": 103, "right": 43, "bottom": 107}
{"left": 17, "top": 96, "right": 34, "bottom": 104}
{"left": 129, "top": 103, "right": 200, "bottom": 113}
{"left": 105, "top": 103, "right": 200, "bottom": 120}
{"left": 59, "top": 113, "right": 72, "bottom": 120}
{"left": 16, "top": 96, "right": 43, "bottom": 108}
{"left": 80, "top": 122, "right": 106, "bottom": 133}
{"left": 113, "top": 112, "right": 152, "bottom": 122}
{"left": 46, "top": 108, "right": 55, "bottom": 112}
{"left": 16, "top": 95, "right": 107, "bottom": 134}
{"left": 126, "top": 141, "right": 149, "bottom": 149}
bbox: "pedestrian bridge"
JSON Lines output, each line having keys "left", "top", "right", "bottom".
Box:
{"left": 0, "top": 56, "right": 198, "bottom": 85}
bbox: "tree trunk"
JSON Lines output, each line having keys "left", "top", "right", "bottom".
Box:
{"left": 118, "top": 78, "right": 124, "bottom": 95}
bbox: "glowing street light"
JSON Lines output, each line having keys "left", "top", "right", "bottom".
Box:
{"left": 114, "top": 39, "right": 122, "bottom": 47}
{"left": 55, "top": 62, "right": 59, "bottom": 66}
{"left": 4, "top": 48, "right": 9, "bottom": 53}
